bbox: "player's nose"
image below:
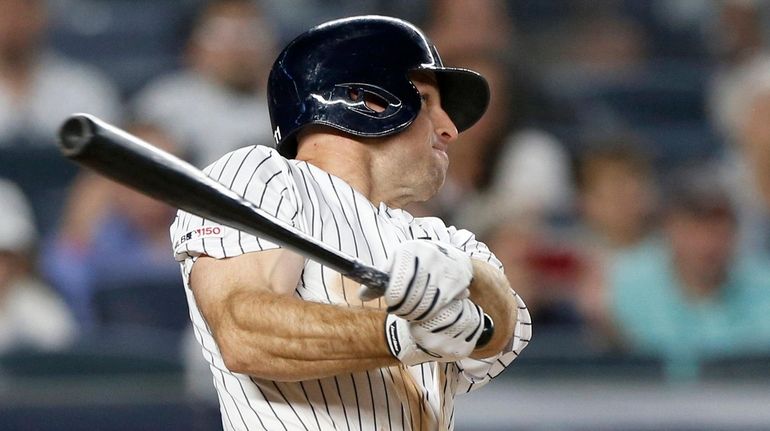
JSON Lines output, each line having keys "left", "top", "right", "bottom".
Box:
{"left": 433, "top": 105, "right": 459, "bottom": 143}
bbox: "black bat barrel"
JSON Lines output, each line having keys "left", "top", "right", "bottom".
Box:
{"left": 60, "top": 114, "right": 388, "bottom": 288}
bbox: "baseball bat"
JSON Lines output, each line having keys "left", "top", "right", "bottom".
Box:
{"left": 57, "top": 114, "right": 493, "bottom": 347}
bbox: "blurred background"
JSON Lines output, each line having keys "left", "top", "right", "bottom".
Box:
{"left": 2, "top": 0, "right": 770, "bottom": 429}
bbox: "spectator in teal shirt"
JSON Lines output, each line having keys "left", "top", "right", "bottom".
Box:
{"left": 609, "top": 167, "right": 770, "bottom": 379}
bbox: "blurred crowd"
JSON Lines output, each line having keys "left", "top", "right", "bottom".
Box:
{"left": 3, "top": 0, "right": 770, "bottom": 401}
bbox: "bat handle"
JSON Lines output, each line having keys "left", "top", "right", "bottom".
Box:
{"left": 347, "top": 261, "right": 495, "bottom": 348}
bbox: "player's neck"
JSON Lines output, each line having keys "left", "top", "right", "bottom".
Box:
{"left": 297, "top": 132, "right": 376, "bottom": 197}
{"left": 296, "top": 133, "right": 417, "bottom": 208}
{"left": 296, "top": 131, "right": 424, "bottom": 208}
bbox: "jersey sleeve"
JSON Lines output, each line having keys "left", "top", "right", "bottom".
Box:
{"left": 440, "top": 225, "right": 531, "bottom": 393}
{"left": 446, "top": 226, "right": 504, "bottom": 271}
{"left": 454, "top": 290, "right": 531, "bottom": 394}
{"left": 169, "top": 146, "right": 304, "bottom": 262}
{"left": 412, "top": 218, "right": 504, "bottom": 271}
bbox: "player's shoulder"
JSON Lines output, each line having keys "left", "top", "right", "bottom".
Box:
{"left": 410, "top": 215, "right": 488, "bottom": 250}
{"left": 204, "top": 145, "right": 290, "bottom": 176}
{"left": 207, "top": 144, "right": 278, "bottom": 163}
{"left": 409, "top": 215, "right": 456, "bottom": 243}
{"left": 195, "top": 145, "right": 302, "bottom": 214}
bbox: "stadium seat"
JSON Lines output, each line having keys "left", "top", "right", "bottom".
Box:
{"left": 92, "top": 281, "right": 190, "bottom": 333}
{"left": 48, "top": 0, "right": 194, "bottom": 98}
{"left": 0, "top": 145, "right": 80, "bottom": 238}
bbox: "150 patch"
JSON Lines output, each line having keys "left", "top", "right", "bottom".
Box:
{"left": 174, "top": 225, "right": 225, "bottom": 251}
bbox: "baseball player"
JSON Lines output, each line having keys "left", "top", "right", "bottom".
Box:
{"left": 170, "top": 16, "right": 531, "bottom": 431}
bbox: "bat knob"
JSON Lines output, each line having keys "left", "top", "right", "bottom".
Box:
{"left": 476, "top": 313, "right": 494, "bottom": 348}
{"left": 59, "top": 114, "right": 96, "bottom": 157}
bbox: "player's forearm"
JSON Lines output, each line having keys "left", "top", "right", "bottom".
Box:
{"left": 214, "top": 289, "right": 397, "bottom": 381}
{"left": 467, "top": 259, "right": 518, "bottom": 358}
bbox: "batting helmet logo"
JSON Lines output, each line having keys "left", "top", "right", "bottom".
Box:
{"left": 316, "top": 83, "right": 404, "bottom": 119}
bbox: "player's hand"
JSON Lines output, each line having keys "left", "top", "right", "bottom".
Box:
{"left": 384, "top": 298, "right": 484, "bottom": 366}
{"left": 360, "top": 239, "right": 473, "bottom": 322}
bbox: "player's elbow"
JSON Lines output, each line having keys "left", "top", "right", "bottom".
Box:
{"left": 218, "top": 334, "right": 306, "bottom": 381}
{"left": 216, "top": 332, "right": 267, "bottom": 376}
{"left": 219, "top": 343, "right": 252, "bottom": 375}
{"left": 222, "top": 353, "right": 309, "bottom": 382}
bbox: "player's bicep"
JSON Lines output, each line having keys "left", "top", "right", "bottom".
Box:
{"left": 190, "top": 249, "right": 305, "bottom": 322}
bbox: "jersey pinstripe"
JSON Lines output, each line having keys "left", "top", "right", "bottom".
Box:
{"left": 170, "top": 145, "right": 531, "bottom": 431}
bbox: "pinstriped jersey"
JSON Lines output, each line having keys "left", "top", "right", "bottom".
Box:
{"left": 170, "top": 145, "right": 531, "bottom": 431}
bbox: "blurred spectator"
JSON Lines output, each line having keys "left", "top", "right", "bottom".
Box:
{"left": 537, "top": 9, "right": 650, "bottom": 98}
{"left": 413, "top": 2, "right": 572, "bottom": 230}
{"left": 411, "top": 49, "right": 572, "bottom": 231}
{"left": 42, "top": 124, "right": 182, "bottom": 330}
{"left": 569, "top": 139, "right": 659, "bottom": 341}
{"left": 572, "top": 140, "right": 657, "bottom": 253}
{"left": 708, "top": 0, "right": 765, "bottom": 68}
{"left": 131, "top": 0, "right": 276, "bottom": 166}
{"left": 485, "top": 216, "right": 584, "bottom": 328}
{"left": 564, "top": 12, "right": 649, "bottom": 75}
{"left": 711, "top": 55, "right": 770, "bottom": 254}
{"left": 478, "top": 141, "right": 659, "bottom": 332}
{"left": 709, "top": 1, "right": 768, "bottom": 140}
{"left": 609, "top": 166, "right": 770, "bottom": 379}
{"left": 427, "top": 0, "right": 514, "bottom": 54}
{"left": 0, "top": 179, "right": 75, "bottom": 353}
{"left": 0, "top": 0, "right": 121, "bottom": 145}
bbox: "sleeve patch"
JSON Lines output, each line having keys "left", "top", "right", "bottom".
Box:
{"left": 174, "top": 225, "right": 226, "bottom": 252}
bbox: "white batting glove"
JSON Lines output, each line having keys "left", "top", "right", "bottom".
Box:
{"left": 361, "top": 240, "right": 473, "bottom": 322}
{"left": 384, "top": 298, "right": 484, "bottom": 366}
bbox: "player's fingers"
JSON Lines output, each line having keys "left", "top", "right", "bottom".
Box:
{"left": 393, "top": 268, "right": 436, "bottom": 320}
{"left": 384, "top": 240, "right": 473, "bottom": 321}
{"left": 411, "top": 299, "right": 477, "bottom": 358}
{"left": 385, "top": 252, "right": 428, "bottom": 316}
{"left": 437, "top": 299, "right": 480, "bottom": 340}
{"left": 421, "top": 299, "right": 466, "bottom": 337}
{"left": 411, "top": 281, "right": 442, "bottom": 321}
{"left": 463, "top": 302, "right": 484, "bottom": 343}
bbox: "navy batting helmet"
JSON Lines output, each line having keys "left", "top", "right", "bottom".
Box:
{"left": 267, "top": 15, "right": 490, "bottom": 159}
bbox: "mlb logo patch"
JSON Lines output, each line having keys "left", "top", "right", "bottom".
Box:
{"left": 174, "top": 225, "right": 225, "bottom": 252}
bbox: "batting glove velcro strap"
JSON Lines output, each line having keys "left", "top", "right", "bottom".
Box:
{"left": 363, "top": 240, "right": 473, "bottom": 322}
{"left": 385, "top": 298, "right": 484, "bottom": 367}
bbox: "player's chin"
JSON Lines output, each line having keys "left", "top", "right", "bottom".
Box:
{"left": 424, "top": 167, "right": 447, "bottom": 198}
{"left": 411, "top": 168, "right": 445, "bottom": 202}
{"left": 430, "top": 149, "right": 449, "bottom": 172}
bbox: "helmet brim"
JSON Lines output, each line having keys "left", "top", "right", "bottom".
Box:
{"left": 432, "top": 67, "right": 490, "bottom": 133}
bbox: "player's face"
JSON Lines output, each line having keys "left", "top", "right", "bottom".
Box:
{"left": 375, "top": 73, "right": 459, "bottom": 202}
